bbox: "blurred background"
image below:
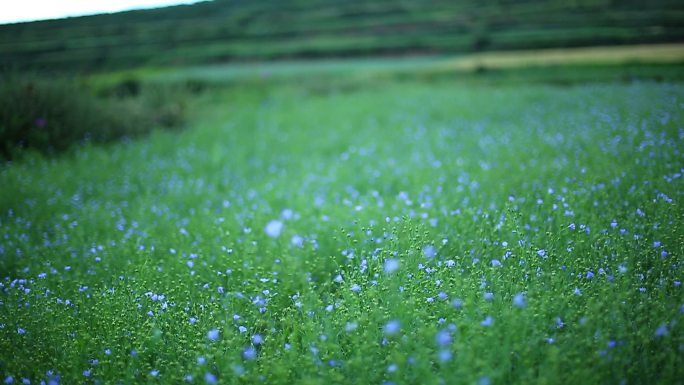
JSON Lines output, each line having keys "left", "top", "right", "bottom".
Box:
{"left": 1, "top": 0, "right": 683, "bottom": 72}
{"left": 1, "top": 0, "right": 683, "bottom": 159}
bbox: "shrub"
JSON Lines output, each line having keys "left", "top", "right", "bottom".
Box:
{"left": 0, "top": 74, "right": 186, "bottom": 159}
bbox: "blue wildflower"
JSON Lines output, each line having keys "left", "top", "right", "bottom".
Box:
{"left": 204, "top": 372, "right": 218, "bottom": 384}
{"left": 207, "top": 329, "right": 220, "bottom": 341}
{"left": 384, "top": 320, "right": 401, "bottom": 335}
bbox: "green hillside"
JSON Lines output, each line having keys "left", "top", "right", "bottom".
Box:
{"left": 1, "top": 0, "right": 683, "bottom": 72}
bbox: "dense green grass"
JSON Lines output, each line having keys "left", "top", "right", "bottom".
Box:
{"left": 2, "top": 0, "right": 683, "bottom": 71}
{"left": 0, "top": 72, "right": 682, "bottom": 384}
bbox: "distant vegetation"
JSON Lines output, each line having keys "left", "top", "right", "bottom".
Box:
{"left": 1, "top": 0, "right": 683, "bottom": 72}
{"left": 0, "top": 74, "right": 190, "bottom": 159}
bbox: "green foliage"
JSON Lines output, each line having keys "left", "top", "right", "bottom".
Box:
{"left": 0, "top": 74, "right": 188, "bottom": 159}
{"left": 0, "top": 69, "right": 682, "bottom": 384}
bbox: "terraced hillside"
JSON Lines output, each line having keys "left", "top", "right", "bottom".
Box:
{"left": 1, "top": 0, "right": 683, "bottom": 71}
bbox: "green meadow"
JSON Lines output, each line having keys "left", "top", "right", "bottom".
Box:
{"left": 1, "top": 55, "right": 683, "bottom": 384}
{"left": 1, "top": 1, "right": 684, "bottom": 382}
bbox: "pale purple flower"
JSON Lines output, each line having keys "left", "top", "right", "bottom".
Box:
{"left": 281, "top": 209, "right": 294, "bottom": 220}
{"left": 290, "top": 235, "right": 304, "bottom": 248}
{"left": 384, "top": 259, "right": 400, "bottom": 273}
{"left": 435, "top": 330, "right": 452, "bottom": 346}
{"left": 384, "top": 320, "right": 401, "bottom": 335}
{"left": 265, "top": 220, "right": 284, "bottom": 238}
{"left": 207, "top": 329, "right": 220, "bottom": 341}
{"left": 438, "top": 349, "right": 452, "bottom": 362}
{"left": 555, "top": 317, "right": 565, "bottom": 329}
{"left": 243, "top": 347, "right": 257, "bottom": 360}
{"left": 204, "top": 372, "right": 217, "bottom": 384}
{"left": 423, "top": 245, "right": 436, "bottom": 259}
{"left": 655, "top": 324, "right": 668, "bottom": 337}
{"left": 513, "top": 293, "right": 527, "bottom": 308}
{"left": 252, "top": 334, "right": 263, "bottom": 345}
{"left": 481, "top": 316, "right": 493, "bottom": 327}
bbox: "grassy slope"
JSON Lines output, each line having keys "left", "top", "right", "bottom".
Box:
{"left": 1, "top": 0, "right": 684, "bottom": 71}
{"left": 103, "top": 43, "right": 684, "bottom": 86}
{"left": 0, "top": 75, "right": 682, "bottom": 383}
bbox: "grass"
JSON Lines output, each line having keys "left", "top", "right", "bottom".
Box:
{"left": 438, "top": 43, "right": 684, "bottom": 71}
{"left": 82, "top": 45, "right": 684, "bottom": 103}
{"left": 0, "top": 65, "right": 682, "bottom": 384}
